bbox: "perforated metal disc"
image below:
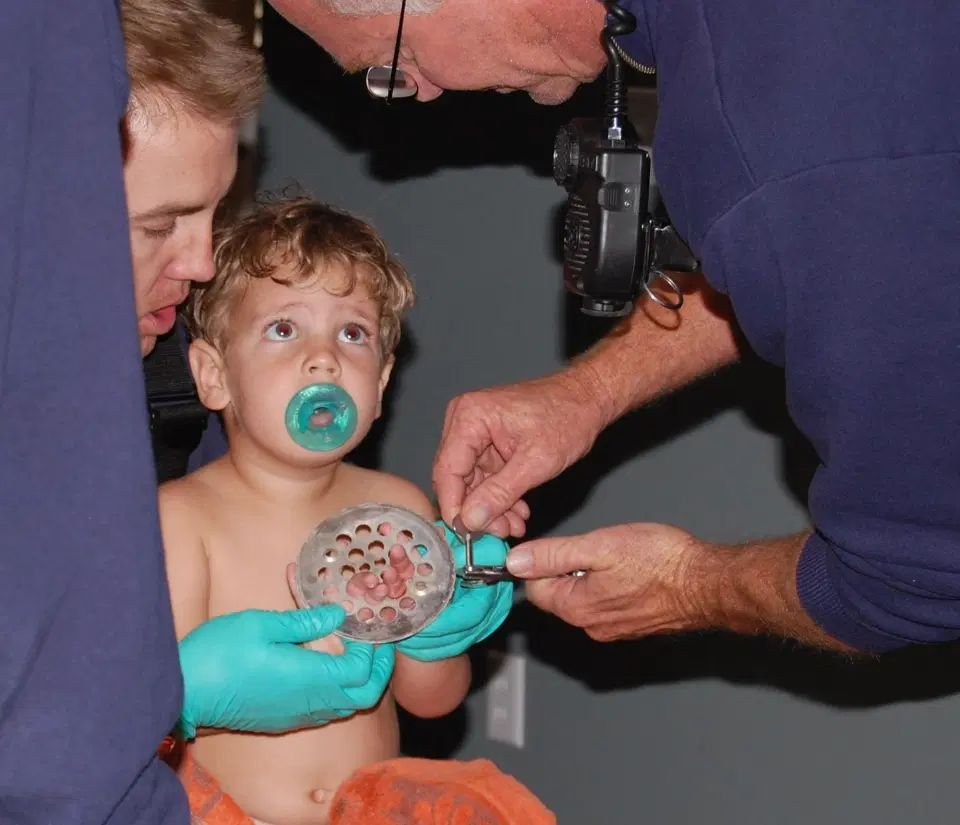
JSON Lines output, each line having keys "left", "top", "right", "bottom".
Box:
{"left": 295, "top": 503, "right": 456, "bottom": 643}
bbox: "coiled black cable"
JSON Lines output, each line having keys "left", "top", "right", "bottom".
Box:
{"left": 602, "top": 2, "right": 637, "bottom": 138}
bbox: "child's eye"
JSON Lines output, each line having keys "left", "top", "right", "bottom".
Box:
{"left": 338, "top": 323, "right": 369, "bottom": 345}
{"left": 264, "top": 319, "right": 298, "bottom": 341}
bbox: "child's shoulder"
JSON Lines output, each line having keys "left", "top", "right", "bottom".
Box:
{"left": 158, "top": 457, "right": 228, "bottom": 516}
{"left": 339, "top": 464, "right": 436, "bottom": 521}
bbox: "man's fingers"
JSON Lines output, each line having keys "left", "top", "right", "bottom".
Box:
{"left": 525, "top": 575, "right": 581, "bottom": 619}
{"left": 315, "top": 638, "right": 377, "bottom": 687}
{"left": 460, "top": 461, "right": 537, "bottom": 532}
{"left": 434, "top": 394, "right": 517, "bottom": 525}
{"left": 505, "top": 536, "right": 595, "bottom": 579}
{"left": 433, "top": 418, "right": 485, "bottom": 524}
{"left": 504, "top": 509, "right": 527, "bottom": 539}
{"left": 264, "top": 604, "right": 347, "bottom": 644}
{"left": 480, "top": 514, "right": 513, "bottom": 539}
{"left": 341, "top": 642, "right": 395, "bottom": 708}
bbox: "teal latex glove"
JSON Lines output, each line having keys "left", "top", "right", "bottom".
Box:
{"left": 397, "top": 522, "right": 513, "bottom": 661}
{"left": 177, "top": 604, "right": 394, "bottom": 738}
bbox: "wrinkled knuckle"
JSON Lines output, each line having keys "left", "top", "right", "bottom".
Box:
{"left": 484, "top": 477, "right": 519, "bottom": 508}
{"left": 568, "top": 605, "right": 592, "bottom": 630}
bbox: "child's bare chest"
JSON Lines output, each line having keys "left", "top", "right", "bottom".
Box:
{"left": 204, "top": 505, "right": 332, "bottom": 616}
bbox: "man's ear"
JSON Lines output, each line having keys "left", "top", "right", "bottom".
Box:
{"left": 375, "top": 355, "right": 395, "bottom": 419}
{"left": 189, "top": 339, "right": 230, "bottom": 411}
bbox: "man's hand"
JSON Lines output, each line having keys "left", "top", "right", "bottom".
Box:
{"left": 433, "top": 370, "right": 611, "bottom": 538}
{"left": 432, "top": 276, "right": 742, "bottom": 538}
{"left": 178, "top": 605, "right": 395, "bottom": 737}
{"left": 397, "top": 522, "right": 513, "bottom": 661}
{"left": 505, "top": 523, "right": 852, "bottom": 651}
{"left": 505, "top": 523, "right": 709, "bottom": 640}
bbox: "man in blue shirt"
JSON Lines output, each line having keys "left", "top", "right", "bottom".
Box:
{"left": 275, "top": 0, "right": 960, "bottom": 653}
{"left": 0, "top": 2, "right": 505, "bottom": 822}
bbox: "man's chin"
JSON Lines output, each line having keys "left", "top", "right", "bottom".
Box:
{"left": 527, "top": 82, "right": 579, "bottom": 105}
{"left": 140, "top": 335, "right": 157, "bottom": 358}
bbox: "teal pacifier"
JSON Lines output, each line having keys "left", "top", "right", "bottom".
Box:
{"left": 285, "top": 383, "right": 358, "bottom": 452}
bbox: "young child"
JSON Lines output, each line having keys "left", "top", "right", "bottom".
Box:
{"left": 159, "top": 196, "right": 471, "bottom": 825}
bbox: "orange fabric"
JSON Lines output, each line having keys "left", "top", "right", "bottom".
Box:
{"left": 177, "top": 750, "right": 552, "bottom": 825}
{"left": 178, "top": 749, "right": 254, "bottom": 825}
{"left": 329, "top": 757, "right": 555, "bottom": 825}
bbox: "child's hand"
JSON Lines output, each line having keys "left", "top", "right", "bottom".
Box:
{"left": 344, "top": 544, "right": 416, "bottom": 604}
{"left": 396, "top": 522, "right": 513, "bottom": 661}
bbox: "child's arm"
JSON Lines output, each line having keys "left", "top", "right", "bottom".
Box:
{"left": 372, "top": 475, "right": 473, "bottom": 717}
{"left": 158, "top": 480, "right": 211, "bottom": 640}
{"left": 392, "top": 652, "right": 471, "bottom": 718}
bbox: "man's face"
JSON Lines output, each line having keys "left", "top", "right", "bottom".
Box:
{"left": 124, "top": 110, "right": 239, "bottom": 356}
{"left": 270, "top": 0, "right": 607, "bottom": 104}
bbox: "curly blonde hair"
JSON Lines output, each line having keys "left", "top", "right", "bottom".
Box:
{"left": 184, "top": 196, "right": 415, "bottom": 356}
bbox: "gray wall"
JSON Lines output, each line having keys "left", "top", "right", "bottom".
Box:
{"left": 258, "top": 21, "right": 960, "bottom": 824}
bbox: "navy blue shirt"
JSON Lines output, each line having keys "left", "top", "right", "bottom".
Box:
{"left": 622, "top": 1, "right": 960, "bottom": 651}
{"left": 0, "top": 3, "right": 186, "bottom": 822}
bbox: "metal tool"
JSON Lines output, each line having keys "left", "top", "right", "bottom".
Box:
{"left": 455, "top": 518, "right": 518, "bottom": 587}
{"left": 295, "top": 503, "right": 456, "bottom": 643}
{"left": 451, "top": 517, "right": 588, "bottom": 587}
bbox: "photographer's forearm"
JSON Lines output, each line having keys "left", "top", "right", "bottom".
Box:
{"left": 690, "top": 531, "right": 856, "bottom": 653}
{"left": 569, "top": 273, "right": 742, "bottom": 428}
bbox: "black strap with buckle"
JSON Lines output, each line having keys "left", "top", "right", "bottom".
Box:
{"left": 143, "top": 327, "right": 208, "bottom": 482}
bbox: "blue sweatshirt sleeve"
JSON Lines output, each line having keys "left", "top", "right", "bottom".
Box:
{"left": 782, "top": 159, "right": 960, "bottom": 653}
{"left": 725, "top": 154, "right": 960, "bottom": 654}
{"left": 0, "top": 3, "right": 186, "bottom": 823}
{"left": 629, "top": 0, "right": 960, "bottom": 653}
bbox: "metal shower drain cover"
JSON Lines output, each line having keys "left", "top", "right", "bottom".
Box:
{"left": 295, "top": 503, "right": 456, "bottom": 643}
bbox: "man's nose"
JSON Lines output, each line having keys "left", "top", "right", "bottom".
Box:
{"left": 412, "top": 71, "right": 444, "bottom": 102}
{"left": 171, "top": 228, "right": 215, "bottom": 284}
{"left": 305, "top": 341, "right": 341, "bottom": 379}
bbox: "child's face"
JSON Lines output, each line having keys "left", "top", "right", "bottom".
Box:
{"left": 195, "top": 263, "right": 393, "bottom": 465}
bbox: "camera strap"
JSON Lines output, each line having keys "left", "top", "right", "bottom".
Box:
{"left": 143, "top": 326, "right": 208, "bottom": 482}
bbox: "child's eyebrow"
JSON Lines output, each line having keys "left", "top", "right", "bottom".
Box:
{"left": 344, "top": 305, "right": 380, "bottom": 323}
{"left": 251, "top": 301, "right": 310, "bottom": 324}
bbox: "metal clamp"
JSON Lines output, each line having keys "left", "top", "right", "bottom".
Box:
{"left": 452, "top": 518, "right": 588, "bottom": 586}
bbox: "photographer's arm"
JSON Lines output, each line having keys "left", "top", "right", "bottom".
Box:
{"left": 506, "top": 526, "right": 856, "bottom": 652}
{"left": 569, "top": 272, "right": 744, "bottom": 429}
{"left": 435, "top": 272, "right": 744, "bottom": 534}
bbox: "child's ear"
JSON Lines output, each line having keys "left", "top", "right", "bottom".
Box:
{"left": 188, "top": 339, "right": 230, "bottom": 411}
{"left": 375, "top": 354, "right": 395, "bottom": 419}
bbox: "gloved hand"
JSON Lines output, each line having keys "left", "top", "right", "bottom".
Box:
{"left": 397, "top": 522, "right": 513, "bottom": 661}
{"left": 178, "top": 604, "right": 394, "bottom": 738}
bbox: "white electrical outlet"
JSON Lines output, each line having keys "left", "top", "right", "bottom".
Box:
{"left": 486, "top": 651, "right": 525, "bottom": 748}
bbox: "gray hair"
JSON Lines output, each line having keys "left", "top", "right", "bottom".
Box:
{"left": 328, "top": 0, "right": 442, "bottom": 13}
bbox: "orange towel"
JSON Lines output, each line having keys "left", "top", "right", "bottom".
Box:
{"left": 176, "top": 748, "right": 553, "bottom": 825}
{"left": 178, "top": 748, "right": 253, "bottom": 825}
{"left": 330, "top": 757, "right": 556, "bottom": 825}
